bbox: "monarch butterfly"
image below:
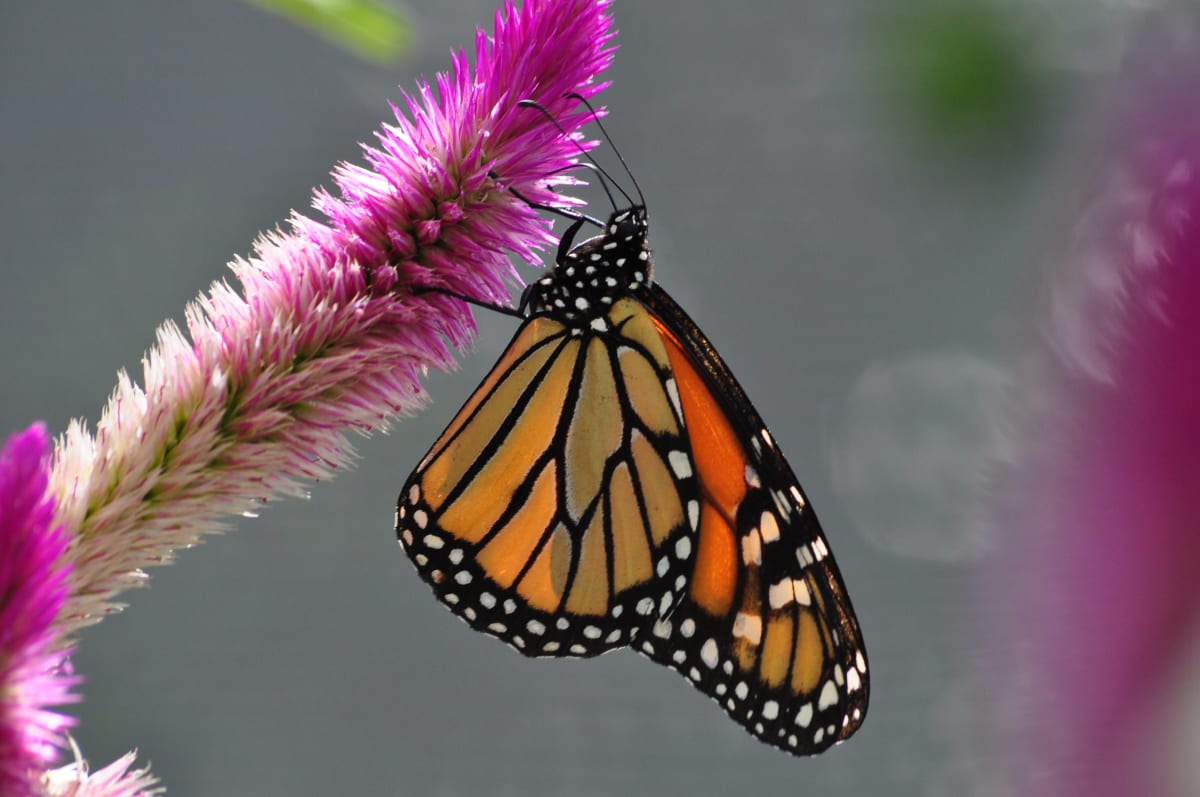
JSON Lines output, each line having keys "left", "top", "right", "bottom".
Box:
{"left": 396, "top": 110, "right": 868, "bottom": 756}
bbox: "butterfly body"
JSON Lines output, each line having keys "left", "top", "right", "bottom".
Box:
{"left": 397, "top": 203, "right": 868, "bottom": 755}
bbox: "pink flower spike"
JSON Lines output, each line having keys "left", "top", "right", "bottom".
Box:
{"left": 0, "top": 423, "right": 79, "bottom": 797}
{"left": 312, "top": 0, "right": 617, "bottom": 305}
{"left": 49, "top": 0, "right": 616, "bottom": 634}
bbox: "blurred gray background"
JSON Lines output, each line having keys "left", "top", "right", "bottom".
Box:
{"left": 0, "top": 1, "right": 1173, "bottom": 795}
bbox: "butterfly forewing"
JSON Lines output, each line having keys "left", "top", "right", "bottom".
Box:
{"left": 397, "top": 298, "right": 700, "bottom": 657}
{"left": 636, "top": 285, "right": 870, "bottom": 755}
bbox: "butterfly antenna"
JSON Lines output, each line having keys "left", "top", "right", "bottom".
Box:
{"left": 489, "top": 170, "right": 604, "bottom": 229}
{"left": 567, "top": 92, "right": 646, "bottom": 208}
{"left": 517, "top": 99, "right": 631, "bottom": 210}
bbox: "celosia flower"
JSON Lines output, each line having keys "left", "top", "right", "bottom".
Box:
{"left": 50, "top": 0, "right": 615, "bottom": 633}
{"left": 0, "top": 424, "right": 79, "bottom": 797}
{"left": 1012, "top": 54, "right": 1200, "bottom": 797}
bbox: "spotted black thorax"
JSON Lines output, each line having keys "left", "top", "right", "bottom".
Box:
{"left": 521, "top": 206, "right": 652, "bottom": 332}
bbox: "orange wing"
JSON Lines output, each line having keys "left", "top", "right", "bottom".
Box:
{"left": 397, "top": 298, "right": 701, "bottom": 657}
{"left": 636, "top": 284, "right": 869, "bottom": 756}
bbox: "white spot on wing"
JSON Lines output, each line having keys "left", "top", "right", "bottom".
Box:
{"left": 741, "top": 530, "right": 762, "bottom": 565}
{"left": 744, "top": 465, "right": 760, "bottom": 487}
{"left": 665, "top": 379, "right": 684, "bottom": 422}
{"left": 768, "top": 579, "right": 794, "bottom": 609}
{"left": 760, "top": 510, "right": 780, "bottom": 544}
{"left": 847, "top": 668, "right": 862, "bottom": 693}
{"left": 700, "top": 639, "right": 719, "bottom": 668}
{"left": 818, "top": 680, "right": 839, "bottom": 710}
{"left": 773, "top": 490, "right": 790, "bottom": 518}
{"left": 793, "top": 578, "right": 812, "bottom": 606}
{"left": 732, "top": 612, "right": 763, "bottom": 645}
{"left": 668, "top": 450, "right": 692, "bottom": 479}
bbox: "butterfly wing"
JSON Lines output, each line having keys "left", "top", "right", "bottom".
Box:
{"left": 636, "top": 284, "right": 870, "bottom": 755}
{"left": 397, "top": 298, "right": 700, "bottom": 657}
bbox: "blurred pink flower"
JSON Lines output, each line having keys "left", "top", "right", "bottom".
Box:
{"left": 49, "top": 0, "right": 615, "bottom": 634}
{"left": 1016, "top": 52, "right": 1200, "bottom": 797}
{"left": 0, "top": 424, "right": 79, "bottom": 797}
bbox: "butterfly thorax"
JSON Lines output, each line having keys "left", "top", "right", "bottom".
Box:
{"left": 523, "top": 206, "right": 652, "bottom": 334}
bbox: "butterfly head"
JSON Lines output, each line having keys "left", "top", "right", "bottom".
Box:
{"left": 523, "top": 205, "right": 652, "bottom": 332}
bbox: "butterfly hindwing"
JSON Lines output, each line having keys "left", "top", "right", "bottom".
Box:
{"left": 397, "top": 297, "right": 700, "bottom": 657}
{"left": 636, "top": 284, "right": 870, "bottom": 755}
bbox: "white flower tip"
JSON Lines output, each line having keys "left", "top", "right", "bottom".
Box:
{"left": 42, "top": 748, "right": 161, "bottom": 797}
